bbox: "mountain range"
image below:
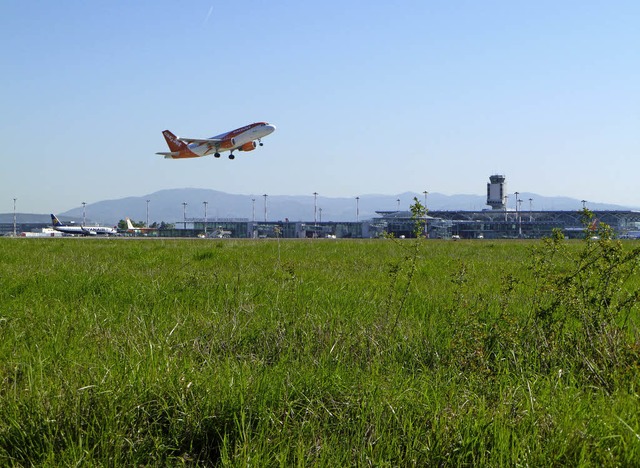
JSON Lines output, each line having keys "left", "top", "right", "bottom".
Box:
{"left": 2, "top": 188, "right": 637, "bottom": 226}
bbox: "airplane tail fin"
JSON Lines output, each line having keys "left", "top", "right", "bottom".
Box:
{"left": 50, "top": 214, "right": 63, "bottom": 227}
{"left": 156, "top": 130, "right": 189, "bottom": 158}
{"left": 161, "top": 130, "right": 188, "bottom": 152}
{"left": 126, "top": 218, "right": 135, "bottom": 230}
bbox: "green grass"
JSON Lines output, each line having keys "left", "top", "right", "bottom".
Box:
{"left": 1, "top": 238, "right": 639, "bottom": 466}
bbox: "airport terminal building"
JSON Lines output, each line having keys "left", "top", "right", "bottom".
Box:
{"left": 4, "top": 176, "right": 640, "bottom": 239}
{"left": 5, "top": 210, "right": 640, "bottom": 240}
{"left": 371, "top": 209, "right": 640, "bottom": 239}
{"left": 371, "top": 175, "right": 640, "bottom": 239}
{"left": 161, "top": 218, "right": 368, "bottom": 239}
{"left": 144, "top": 208, "right": 640, "bottom": 240}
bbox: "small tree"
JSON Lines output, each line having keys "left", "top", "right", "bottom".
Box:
{"left": 530, "top": 208, "right": 640, "bottom": 390}
{"left": 386, "top": 197, "right": 428, "bottom": 335}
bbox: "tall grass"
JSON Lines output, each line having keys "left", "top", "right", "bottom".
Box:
{"left": 0, "top": 236, "right": 638, "bottom": 465}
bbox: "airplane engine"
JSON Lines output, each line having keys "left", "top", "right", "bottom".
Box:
{"left": 219, "top": 138, "right": 235, "bottom": 149}
{"left": 239, "top": 141, "right": 257, "bottom": 152}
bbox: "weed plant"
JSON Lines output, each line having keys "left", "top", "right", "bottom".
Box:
{"left": 0, "top": 225, "right": 638, "bottom": 465}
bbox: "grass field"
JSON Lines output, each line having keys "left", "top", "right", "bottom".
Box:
{"left": 1, "top": 236, "right": 639, "bottom": 466}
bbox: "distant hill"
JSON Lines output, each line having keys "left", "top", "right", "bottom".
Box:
{"left": 1, "top": 189, "right": 636, "bottom": 226}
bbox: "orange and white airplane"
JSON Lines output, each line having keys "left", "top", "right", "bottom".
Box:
{"left": 156, "top": 122, "right": 276, "bottom": 160}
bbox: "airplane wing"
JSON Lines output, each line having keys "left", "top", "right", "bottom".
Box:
{"left": 178, "top": 137, "right": 223, "bottom": 144}
{"left": 156, "top": 152, "right": 180, "bottom": 156}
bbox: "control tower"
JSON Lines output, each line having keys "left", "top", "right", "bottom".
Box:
{"left": 486, "top": 174, "right": 507, "bottom": 210}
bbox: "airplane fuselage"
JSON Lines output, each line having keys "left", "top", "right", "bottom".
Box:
{"left": 193, "top": 123, "right": 274, "bottom": 157}
{"left": 157, "top": 122, "right": 276, "bottom": 160}
{"left": 50, "top": 214, "right": 117, "bottom": 236}
{"left": 125, "top": 218, "right": 157, "bottom": 234}
{"left": 52, "top": 225, "right": 117, "bottom": 236}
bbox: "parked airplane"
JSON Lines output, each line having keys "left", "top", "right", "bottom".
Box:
{"left": 156, "top": 122, "right": 276, "bottom": 160}
{"left": 50, "top": 214, "right": 118, "bottom": 236}
{"left": 125, "top": 218, "right": 157, "bottom": 234}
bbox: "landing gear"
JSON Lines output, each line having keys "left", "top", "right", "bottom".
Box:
{"left": 229, "top": 153, "right": 235, "bottom": 160}
{"left": 258, "top": 139, "right": 264, "bottom": 147}
{"left": 214, "top": 152, "right": 221, "bottom": 158}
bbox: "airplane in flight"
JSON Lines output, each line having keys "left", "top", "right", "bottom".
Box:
{"left": 50, "top": 214, "right": 118, "bottom": 236}
{"left": 125, "top": 218, "right": 158, "bottom": 234}
{"left": 156, "top": 122, "right": 276, "bottom": 160}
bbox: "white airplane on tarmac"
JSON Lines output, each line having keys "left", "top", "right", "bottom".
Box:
{"left": 50, "top": 214, "right": 118, "bottom": 236}
{"left": 125, "top": 217, "right": 157, "bottom": 234}
{"left": 156, "top": 122, "right": 276, "bottom": 160}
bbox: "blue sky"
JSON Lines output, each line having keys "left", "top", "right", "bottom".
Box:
{"left": 2, "top": 0, "right": 638, "bottom": 213}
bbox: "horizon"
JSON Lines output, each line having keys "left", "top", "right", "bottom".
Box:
{"left": 1, "top": 187, "right": 636, "bottom": 226}
{"left": 5, "top": 181, "right": 640, "bottom": 216}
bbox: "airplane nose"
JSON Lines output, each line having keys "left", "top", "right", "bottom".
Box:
{"left": 266, "top": 124, "right": 276, "bottom": 134}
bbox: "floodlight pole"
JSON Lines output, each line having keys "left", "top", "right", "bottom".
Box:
{"left": 182, "top": 202, "right": 187, "bottom": 230}
{"left": 13, "top": 198, "right": 17, "bottom": 237}
{"left": 355, "top": 196, "right": 359, "bottom": 222}
{"left": 517, "top": 199, "right": 523, "bottom": 237}
{"left": 423, "top": 191, "right": 429, "bottom": 235}
{"left": 313, "top": 192, "right": 318, "bottom": 227}
{"left": 252, "top": 198, "right": 256, "bottom": 223}
{"left": 146, "top": 199, "right": 150, "bottom": 227}
{"left": 504, "top": 195, "right": 509, "bottom": 222}
{"left": 263, "top": 194, "right": 267, "bottom": 222}
{"left": 82, "top": 202, "right": 86, "bottom": 226}
{"left": 203, "top": 201, "right": 208, "bottom": 236}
